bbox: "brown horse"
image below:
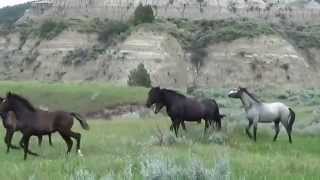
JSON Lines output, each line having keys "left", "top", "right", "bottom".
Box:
{"left": 0, "top": 92, "right": 89, "bottom": 160}
{"left": 0, "top": 110, "right": 53, "bottom": 154}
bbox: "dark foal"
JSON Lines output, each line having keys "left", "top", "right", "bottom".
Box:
{"left": 0, "top": 92, "right": 89, "bottom": 160}
{"left": 146, "top": 87, "right": 224, "bottom": 137}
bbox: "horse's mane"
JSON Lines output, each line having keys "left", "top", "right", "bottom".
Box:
{"left": 162, "top": 89, "right": 186, "bottom": 99}
{"left": 243, "top": 88, "right": 261, "bottom": 103}
{"left": 8, "top": 93, "right": 36, "bottom": 112}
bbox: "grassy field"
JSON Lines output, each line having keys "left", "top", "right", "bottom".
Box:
{"left": 0, "top": 118, "right": 320, "bottom": 180}
{"left": 0, "top": 82, "right": 320, "bottom": 179}
{"left": 0, "top": 81, "right": 148, "bottom": 113}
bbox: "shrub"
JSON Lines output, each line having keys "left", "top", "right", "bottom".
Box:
{"left": 127, "top": 63, "right": 151, "bottom": 88}
{"left": 62, "top": 48, "right": 97, "bottom": 66}
{"left": 97, "top": 20, "right": 129, "bottom": 45}
{"left": 23, "top": 50, "right": 39, "bottom": 64}
{"left": 133, "top": 4, "right": 155, "bottom": 25}
{"left": 38, "top": 20, "right": 67, "bottom": 40}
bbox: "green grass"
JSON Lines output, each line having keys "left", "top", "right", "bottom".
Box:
{"left": 0, "top": 118, "right": 319, "bottom": 180}
{"left": 0, "top": 83, "right": 319, "bottom": 179}
{"left": 0, "top": 81, "right": 147, "bottom": 113}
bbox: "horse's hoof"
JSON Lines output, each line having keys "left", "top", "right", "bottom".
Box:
{"left": 77, "top": 149, "right": 84, "bottom": 157}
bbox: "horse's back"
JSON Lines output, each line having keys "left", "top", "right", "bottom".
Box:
{"left": 258, "top": 102, "right": 290, "bottom": 122}
{"left": 34, "top": 110, "right": 73, "bottom": 132}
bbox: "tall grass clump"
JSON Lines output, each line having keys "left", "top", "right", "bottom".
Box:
{"left": 70, "top": 169, "right": 96, "bottom": 180}
{"left": 140, "top": 155, "right": 231, "bottom": 180}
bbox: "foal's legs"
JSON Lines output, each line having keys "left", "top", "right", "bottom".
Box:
{"left": 59, "top": 132, "right": 73, "bottom": 154}
{"left": 69, "top": 131, "right": 83, "bottom": 156}
{"left": 273, "top": 121, "right": 280, "bottom": 142}
{"left": 22, "top": 134, "right": 31, "bottom": 160}
{"left": 4, "top": 129, "right": 15, "bottom": 153}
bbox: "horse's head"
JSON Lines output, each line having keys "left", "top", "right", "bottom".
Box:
{"left": 0, "top": 92, "right": 13, "bottom": 113}
{"left": 146, "top": 87, "right": 164, "bottom": 113}
{"left": 228, "top": 87, "right": 245, "bottom": 98}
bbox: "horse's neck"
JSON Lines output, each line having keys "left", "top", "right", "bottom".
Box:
{"left": 240, "top": 92, "right": 259, "bottom": 111}
{"left": 11, "top": 102, "right": 34, "bottom": 121}
{"left": 162, "top": 92, "right": 183, "bottom": 109}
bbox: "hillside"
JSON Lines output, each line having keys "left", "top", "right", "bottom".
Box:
{"left": 0, "top": 2, "right": 320, "bottom": 88}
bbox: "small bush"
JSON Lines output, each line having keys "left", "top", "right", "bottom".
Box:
{"left": 97, "top": 20, "right": 129, "bottom": 45}
{"left": 127, "top": 63, "right": 151, "bottom": 88}
{"left": 62, "top": 48, "right": 97, "bottom": 66}
{"left": 23, "top": 51, "right": 39, "bottom": 64}
{"left": 133, "top": 4, "right": 155, "bottom": 25}
{"left": 38, "top": 20, "right": 67, "bottom": 40}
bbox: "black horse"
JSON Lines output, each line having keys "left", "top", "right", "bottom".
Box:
{"left": 146, "top": 87, "right": 224, "bottom": 136}
{"left": 0, "top": 110, "right": 53, "bottom": 154}
{"left": 0, "top": 92, "right": 89, "bottom": 160}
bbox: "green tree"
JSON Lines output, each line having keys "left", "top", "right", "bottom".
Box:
{"left": 133, "top": 3, "right": 155, "bottom": 25}
{"left": 127, "top": 63, "right": 151, "bottom": 87}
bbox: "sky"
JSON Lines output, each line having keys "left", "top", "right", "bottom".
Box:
{"left": 0, "top": 0, "right": 32, "bottom": 8}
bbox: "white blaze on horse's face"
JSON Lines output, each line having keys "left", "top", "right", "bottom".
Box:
{"left": 228, "top": 88, "right": 240, "bottom": 98}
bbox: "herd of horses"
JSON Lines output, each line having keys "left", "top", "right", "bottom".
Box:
{"left": 0, "top": 87, "right": 295, "bottom": 160}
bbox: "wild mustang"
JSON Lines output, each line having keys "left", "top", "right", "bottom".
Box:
{"left": 146, "top": 87, "right": 224, "bottom": 136}
{"left": 228, "top": 87, "right": 295, "bottom": 143}
{"left": 0, "top": 104, "right": 53, "bottom": 154}
{"left": 0, "top": 92, "right": 90, "bottom": 160}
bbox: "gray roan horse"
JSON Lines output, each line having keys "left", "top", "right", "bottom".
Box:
{"left": 228, "top": 87, "right": 295, "bottom": 143}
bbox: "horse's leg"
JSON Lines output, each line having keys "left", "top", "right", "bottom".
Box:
{"left": 173, "top": 120, "right": 180, "bottom": 137}
{"left": 246, "top": 121, "right": 253, "bottom": 139}
{"left": 204, "top": 120, "right": 209, "bottom": 135}
{"left": 38, "top": 135, "right": 43, "bottom": 147}
{"left": 253, "top": 122, "right": 258, "bottom": 142}
{"left": 273, "top": 121, "right": 280, "bottom": 142}
{"left": 170, "top": 124, "right": 174, "bottom": 131}
{"left": 22, "top": 134, "right": 31, "bottom": 160}
{"left": 19, "top": 136, "right": 24, "bottom": 148}
{"left": 59, "top": 132, "right": 73, "bottom": 154}
{"left": 69, "top": 131, "right": 83, "bottom": 156}
{"left": 24, "top": 136, "right": 39, "bottom": 156}
{"left": 281, "top": 121, "right": 293, "bottom": 144}
{"left": 48, "top": 133, "right": 53, "bottom": 146}
{"left": 181, "top": 121, "right": 187, "bottom": 131}
{"left": 4, "top": 129, "right": 13, "bottom": 153}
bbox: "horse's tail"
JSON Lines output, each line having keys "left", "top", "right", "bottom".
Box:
{"left": 71, "top": 112, "right": 90, "bottom": 130}
{"left": 288, "top": 108, "right": 295, "bottom": 133}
